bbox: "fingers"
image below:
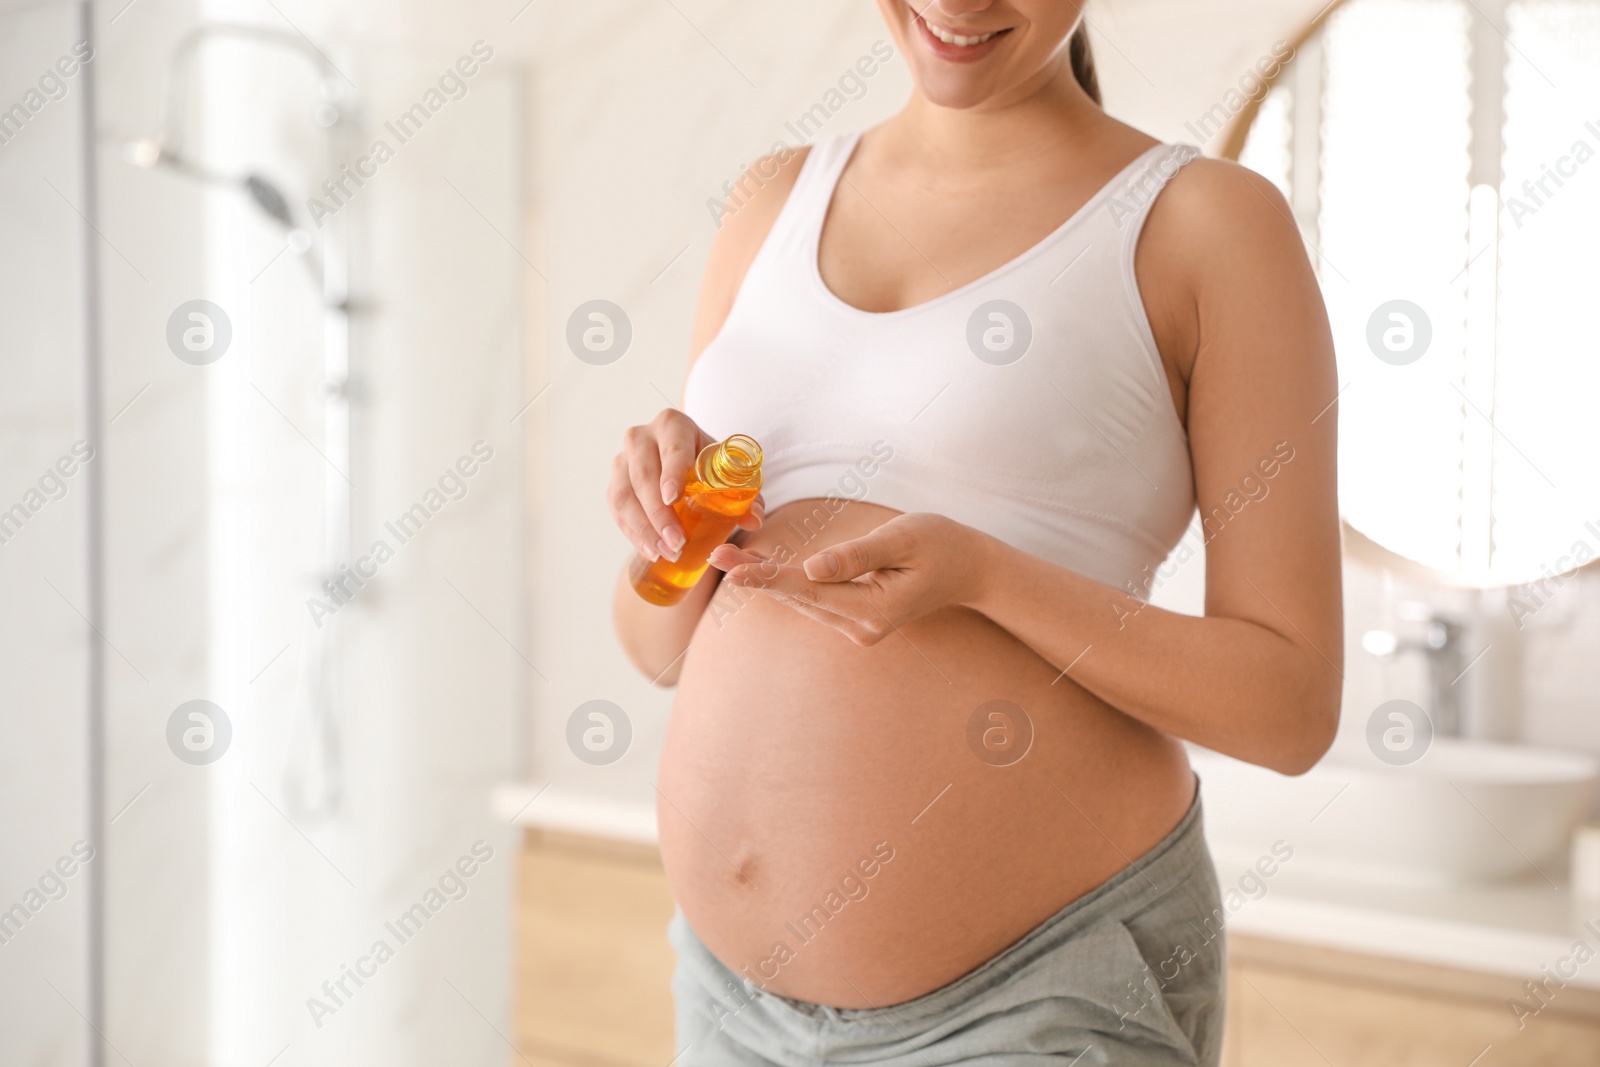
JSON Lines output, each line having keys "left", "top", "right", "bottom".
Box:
{"left": 732, "top": 563, "right": 896, "bottom": 646}
{"left": 803, "top": 525, "right": 904, "bottom": 582}
{"left": 617, "top": 444, "right": 673, "bottom": 560}
{"left": 608, "top": 455, "right": 664, "bottom": 560}
{"left": 726, "top": 561, "right": 860, "bottom": 619}
{"left": 613, "top": 412, "right": 703, "bottom": 560}
{"left": 732, "top": 567, "right": 877, "bottom": 642}
{"left": 707, "top": 543, "right": 767, "bottom": 571}
{"left": 624, "top": 429, "right": 686, "bottom": 558}
{"left": 720, "top": 556, "right": 896, "bottom": 646}
{"left": 654, "top": 410, "right": 701, "bottom": 509}
{"left": 735, "top": 495, "right": 766, "bottom": 532}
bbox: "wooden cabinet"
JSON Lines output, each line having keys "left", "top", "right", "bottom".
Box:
{"left": 515, "top": 830, "right": 1600, "bottom": 1066}
{"left": 1222, "top": 936, "right": 1600, "bottom": 1067}
{"left": 515, "top": 830, "right": 677, "bottom": 1066}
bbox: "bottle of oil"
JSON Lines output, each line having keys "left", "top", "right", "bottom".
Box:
{"left": 630, "top": 434, "right": 763, "bottom": 606}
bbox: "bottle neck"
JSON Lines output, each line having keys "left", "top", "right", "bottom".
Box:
{"left": 696, "top": 434, "right": 762, "bottom": 490}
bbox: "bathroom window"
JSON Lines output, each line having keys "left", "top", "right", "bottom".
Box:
{"left": 1240, "top": 0, "right": 1600, "bottom": 583}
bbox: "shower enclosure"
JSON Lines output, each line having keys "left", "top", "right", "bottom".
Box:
{"left": 0, "top": 2, "right": 529, "bottom": 1064}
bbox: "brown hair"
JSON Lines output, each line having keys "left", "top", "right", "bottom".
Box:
{"left": 1069, "top": 23, "right": 1101, "bottom": 105}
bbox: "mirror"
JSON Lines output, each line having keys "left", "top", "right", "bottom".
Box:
{"left": 1222, "top": 0, "right": 1600, "bottom": 588}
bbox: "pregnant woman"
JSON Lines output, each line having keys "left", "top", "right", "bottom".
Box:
{"left": 610, "top": 3, "right": 1342, "bottom": 1063}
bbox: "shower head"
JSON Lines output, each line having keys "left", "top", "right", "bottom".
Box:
{"left": 245, "top": 174, "right": 293, "bottom": 228}
{"left": 122, "top": 137, "right": 302, "bottom": 234}
{"left": 118, "top": 21, "right": 361, "bottom": 267}
{"left": 123, "top": 135, "right": 324, "bottom": 294}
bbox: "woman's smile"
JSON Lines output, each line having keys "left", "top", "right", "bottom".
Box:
{"left": 910, "top": 5, "right": 1014, "bottom": 64}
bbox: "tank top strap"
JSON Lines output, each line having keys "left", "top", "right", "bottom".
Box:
{"left": 732, "top": 132, "right": 861, "bottom": 294}
{"left": 1105, "top": 143, "right": 1202, "bottom": 251}
{"left": 784, "top": 132, "right": 860, "bottom": 236}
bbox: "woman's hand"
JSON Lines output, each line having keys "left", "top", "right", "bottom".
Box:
{"left": 707, "top": 512, "right": 992, "bottom": 645}
{"left": 608, "top": 409, "right": 764, "bottom": 561}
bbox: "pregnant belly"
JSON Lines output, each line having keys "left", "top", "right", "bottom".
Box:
{"left": 656, "top": 498, "right": 1196, "bottom": 1008}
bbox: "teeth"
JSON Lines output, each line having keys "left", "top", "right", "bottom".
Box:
{"left": 923, "top": 20, "right": 998, "bottom": 47}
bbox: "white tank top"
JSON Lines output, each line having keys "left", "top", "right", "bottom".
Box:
{"left": 684, "top": 132, "right": 1199, "bottom": 595}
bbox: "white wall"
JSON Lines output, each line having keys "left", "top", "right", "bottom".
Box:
{"left": 0, "top": 4, "right": 94, "bottom": 1062}
{"left": 1089, "top": 0, "right": 1330, "bottom": 142}
{"left": 92, "top": 2, "right": 227, "bottom": 1061}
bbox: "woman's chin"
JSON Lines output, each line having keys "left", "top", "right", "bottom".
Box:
{"left": 901, "top": 46, "right": 1054, "bottom": 112}
{"left": 906, "top": 69, "right": 1007, "bottom": 111}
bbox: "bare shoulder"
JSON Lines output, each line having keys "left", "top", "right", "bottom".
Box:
{"left": 1133, "top": 153, "right": 1331, "bottom": 414}
{"left": 690, "top": 146, "right": 813, "bottom": 361}
{"left": 1143, "top": 155, "right": 1307, "bottom": 276}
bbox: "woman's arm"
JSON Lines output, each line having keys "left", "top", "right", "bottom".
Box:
{"left": 610, "top": 149, "right": 809, "bottom": 685}
{"left": 970, "top": 161, "right": 1343, "bottom": 773}
{"left": 711, "top": 161, "right": 1344, "bottom": 774}
{"left": 611, "top": 544, "right": 725, "bottom": 685}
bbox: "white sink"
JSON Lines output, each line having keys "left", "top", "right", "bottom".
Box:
{"left": 1191, "top": 739, "right": 1599, "bottom": 886}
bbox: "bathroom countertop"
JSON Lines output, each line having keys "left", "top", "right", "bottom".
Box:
{"left": 496, "top": 782, "right": 659, "bottom": 846}
{"left": 1218, "top": 863, "right": 1595, "bottom": 988}
{"left": 495, "top": 782, "right": 1597, "bottom": 988}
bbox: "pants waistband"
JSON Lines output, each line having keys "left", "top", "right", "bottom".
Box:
{"left": 674, "top": 787, "right": 1212, "bottom": 1028}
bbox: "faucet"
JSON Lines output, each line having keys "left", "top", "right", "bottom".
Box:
{"left": 1362, "top": 603, "right": 1468, "bottom": 736}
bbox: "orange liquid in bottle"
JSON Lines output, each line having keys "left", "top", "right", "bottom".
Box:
{"left": 631, "top": 435, "right": 762, "bottom": 606}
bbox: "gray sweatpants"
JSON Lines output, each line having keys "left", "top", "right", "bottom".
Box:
{"left": 669, "top": 795, "right": 1225, "bottom": 1066}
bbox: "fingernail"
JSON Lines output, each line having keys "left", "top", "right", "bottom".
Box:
{"left": 664, "top": 528, "right": 686, "bottom": 553}
{"left": 643, "top": 543, "right": 660, "bottom": 562}
{"left": 804, "top": 552, "right": 838, "bottom": 580}
{"left": 661, "top": 482, "right": 679, "bottom": 505}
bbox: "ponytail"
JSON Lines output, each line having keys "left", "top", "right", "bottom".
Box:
{"left": 1069, "top": 23, "right": 1101, "bottom": 105}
